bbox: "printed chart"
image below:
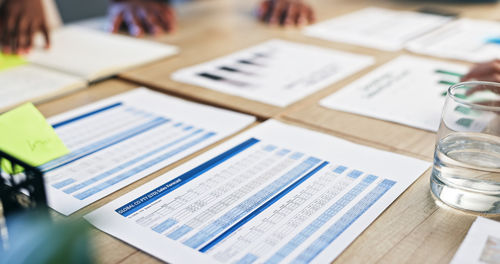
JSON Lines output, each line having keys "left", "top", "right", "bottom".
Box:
{"left": 172, "top": 39, "right": 373, "bottom": 107}
{"left": 320, "top": 55, "right": 469, "bottom": 131}
{"left": 42, "top": 88, "right": 255, "bottom": 215}
{"left": 86, "top": 120, "right": 429, "bottom": 264}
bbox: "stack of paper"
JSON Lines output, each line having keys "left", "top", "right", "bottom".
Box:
{"left": 0, "top": 26, "right": 178, "bottom": 112}
{"left": 304, "top": 7, "right": 452, "bottom": 51}
{"left": 86, "top": 120, "right": 429, "bottom": 264}
{"left": 27, "top": 26, "right": 178, "bottom": 81}
{"left": 41, "top": 88, "right": 254, "bottom": 215}
{"left": 0, "top": 64, "right": 86, "bottom": 112}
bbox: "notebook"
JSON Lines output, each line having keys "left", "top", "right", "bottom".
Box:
{"left": 0, "top": 26, "right": 178, "bottom": 112}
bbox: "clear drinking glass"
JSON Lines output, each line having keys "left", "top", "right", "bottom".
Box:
{"left": 431, "top": 81, "right": 500, "bottom": 214}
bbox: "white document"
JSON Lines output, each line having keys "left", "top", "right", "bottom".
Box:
{"left": 172, "top": 39, "right": 374, "bottom": 107}
{"left": 451, "top": 217, "right": 500, "bottom": 264}
{"left": 407, "top": 19, "right": 500, "bottom": 63}
{"left": 320, "top": 55, "right": 469, "bottom": 131}
{"left": 0, "top": 25, "right": 177, "bottom": 112}
{"left": 304, "top": 7, "right": 452, "bottom": 51}
{"left": 41, "top": 88, "right": 255, "bottom": 215}
{"left": 0, "top": 65, "right": 86, "bottom": 111}
{"left": 86, "top": 120, "right": 430, "bottom": 264}
{"left": 27, "top": 26, "right": 179, "bottom": 81}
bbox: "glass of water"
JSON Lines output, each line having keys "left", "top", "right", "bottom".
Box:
{"left": 431, "top": 81, "right": 500, "bottom": 214}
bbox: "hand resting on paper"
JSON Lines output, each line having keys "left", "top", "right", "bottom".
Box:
{"left": 0, "top": 0, "right": 50, "bottom": 54}
{"left": 257, "top": 0, "right": 315, "bottom": 27}
{"left": 108, "top": 0, "right": 176, "bottom": 37}
{"left": 461, "top": 59, "right": 500, "bottom": 83}
{"left": 461, "top": 59, "right": 500, "bottom": 107}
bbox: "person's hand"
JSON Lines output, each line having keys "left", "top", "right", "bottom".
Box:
{"left": 108, "top": 0, "right": 176, "bottom": 37}
{"left": 461, "top": 60, "right": 500, "bottom": 107}
{"left": 257, "top": 0, "right": 315, "bottom": 27}
{"left": 0, "top": 0, "right": 50, "bottom": 54}
{"left": 461, "top": 59, "right": 500, "bottom": 83}
{"left": 464, "top": 85, "right": 500, "bottom": 107}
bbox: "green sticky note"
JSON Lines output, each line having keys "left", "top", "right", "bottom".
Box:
{"left": 0, "top": 103, "right": 69, "bottom": 170}
{"left": 0, "top": 53, "right": 27, "bottom": 71}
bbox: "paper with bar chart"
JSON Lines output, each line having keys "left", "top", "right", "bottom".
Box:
{"left": 320, "top": 55, "right": 469, "bottom": 131}
{"left": 406, "top": 18, "right": 500, "bottom": 62}
{"left": 171, "top": 39, "right": 374, "bottom": 107}
{"left": 42, "top": 88, "right": 255, "bottom": 215}
{"left": 304, "top": 7, "right": 452, "bottom": 51}
{"left": 85, "top": 120, "right": 429, "bottom": 264}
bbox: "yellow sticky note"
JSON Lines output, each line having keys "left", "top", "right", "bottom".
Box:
{"left": 0, "top": 53, "right": 27, "bottom": 71}
{"left": 0, "top": 103, "right": 69, "bottom": 169}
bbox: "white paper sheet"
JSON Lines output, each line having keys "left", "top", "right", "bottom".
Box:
{"left": 304, "top": 7, "right": 452, "bottom": 51}
{"left": 85, "top": 120, "right": 430, "bottom": 264}
{"left": 451, "top": 217, "right": 500, "bottom": 264}
{"left": 406, "top": 19, "right": 500, "bottom": 63}
{"left": 172, "top": 39, "right": 374, "bottom": 107}
{"left": 42, "top": 88, "right": 255, "bottom": 215}
{"left": 27, "top": 26, "right": 178, "bottom": 81}
{"left": 320, "top": 55, "right": 469, "bottom": 131}
{"left": 0, "top": 65, "right": 86, "bottom": 111}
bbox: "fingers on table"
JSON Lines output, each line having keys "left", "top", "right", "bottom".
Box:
{"left": 269, "top": 0, "right": 286, "bottom": 25}
{"left": 124, "top": 7, "right": 145, "bottom": 37}
{"left": 258, "top": 1, "right": 271, "bottom": 22}
{"left": 1, "top": 8, "right": 19, "bottom": 54}
{"left": 110, "top": 11, "right": 125, "bottom": 34}
{"left": 463, "top": 61, "right": 500, "bottom": 95}
{"left": 0, "top": 5, "right": 50, "bottom": 54}
{"left": 259, "top": 0, "right": 315, "bottom": 26}
{"left": 110, "top": 3, "right": 175, "bottom": 37}
{"left": 462, "top": 60, "right": 500, "bottom": 82}
{"left": 139, "top": 4, "right": 174, "bottom": 35}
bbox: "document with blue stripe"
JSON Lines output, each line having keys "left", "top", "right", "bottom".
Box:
{"left": 85, "top": 120, "right": 429, "bottom": 264}
{"left": 406, "top": 18, "right": 500, "bottom": 62}
{"left": 304, "top": 7, "right": 452, "bottom": 51}
{"left": 44, "top": 88, "right": 255, "bottom": 215}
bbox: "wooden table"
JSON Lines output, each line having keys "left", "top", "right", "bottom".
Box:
{"left": 25, "top": 0, "right": 500, "bottom": 263}
{"left": 120, "top": 0, "right": 500, "bottom": 120}
{"left": 119, "top": 0, "right": 388, "bottom": 119}
{"left": 277, "top": 0, "right": 500, "bottom": 159}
